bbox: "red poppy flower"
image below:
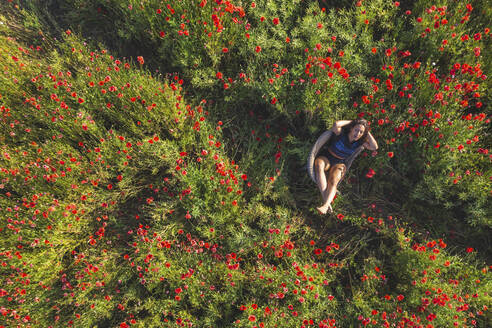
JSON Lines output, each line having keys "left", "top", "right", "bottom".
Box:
{"left": 255, "top": 46, "right": 261, "bottom": 53}
{"left": 386, "top": 79, "right": 393, "bottom": 90}
{"left": 387, "top": 152, "right": 394, "bottom": 158}
{"left": 273, "top": 18, "right": 279, "bottom": 25}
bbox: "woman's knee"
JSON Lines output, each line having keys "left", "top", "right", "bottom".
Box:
{"left": 329, "top": 165, "right": 345, "bottom": 183}
{"left": 337, "top": 164, "right": 346, "bottom": 176}
{"left": 315, "top": 157, "right": 329, "bottom": 171}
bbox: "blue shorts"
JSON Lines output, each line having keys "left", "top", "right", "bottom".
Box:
{"left": 318, "top": 150, "right": 346, "bottom": 166}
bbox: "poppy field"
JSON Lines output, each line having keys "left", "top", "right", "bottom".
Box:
{"left": 0, "top": 0, "right": 491, "bottom": 327}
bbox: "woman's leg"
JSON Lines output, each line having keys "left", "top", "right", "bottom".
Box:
{"left": 325, "top": 163, "right": 346, "bottom": 206}
{"left": 315, "top": 156, "right": 332, "bottom": 214}
{"left": 314, "top": 156, "right": 330, "bottom": 194}
{"left": 319, "top": 163, "right": 346, "bottom": 214}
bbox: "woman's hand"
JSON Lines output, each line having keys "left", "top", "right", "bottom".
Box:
{"left": 363, "top": 131, "right": 378, "bottom": 151}
{"left": 331, "top": 120, "right": 352, "bottom": 135}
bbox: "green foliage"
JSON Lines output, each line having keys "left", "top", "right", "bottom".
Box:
{"left": 0, "top": 0, "right": 490, "bottom": 327}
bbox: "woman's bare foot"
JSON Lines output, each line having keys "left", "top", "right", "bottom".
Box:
{"left": 317, "top": 204, "right": 333, "bottom": 215}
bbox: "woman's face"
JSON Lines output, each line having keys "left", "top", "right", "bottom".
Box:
{"left": 349, "top": 124, "right": 365, "bottom": 142}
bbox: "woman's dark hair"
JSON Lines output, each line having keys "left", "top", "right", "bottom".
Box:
{"left": 341, "top": 118, "right": 369, "bottom": 143}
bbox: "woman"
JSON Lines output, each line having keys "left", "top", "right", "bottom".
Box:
{"left": 315, "top": 119, "right": 378, "bottom": 215}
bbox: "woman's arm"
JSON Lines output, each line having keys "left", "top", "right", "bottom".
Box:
{"left": 331, "top": 120, "right": 352, "bottom": 135}
{"left": 363, "top": 131, "right": 378, "bottom": 150}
